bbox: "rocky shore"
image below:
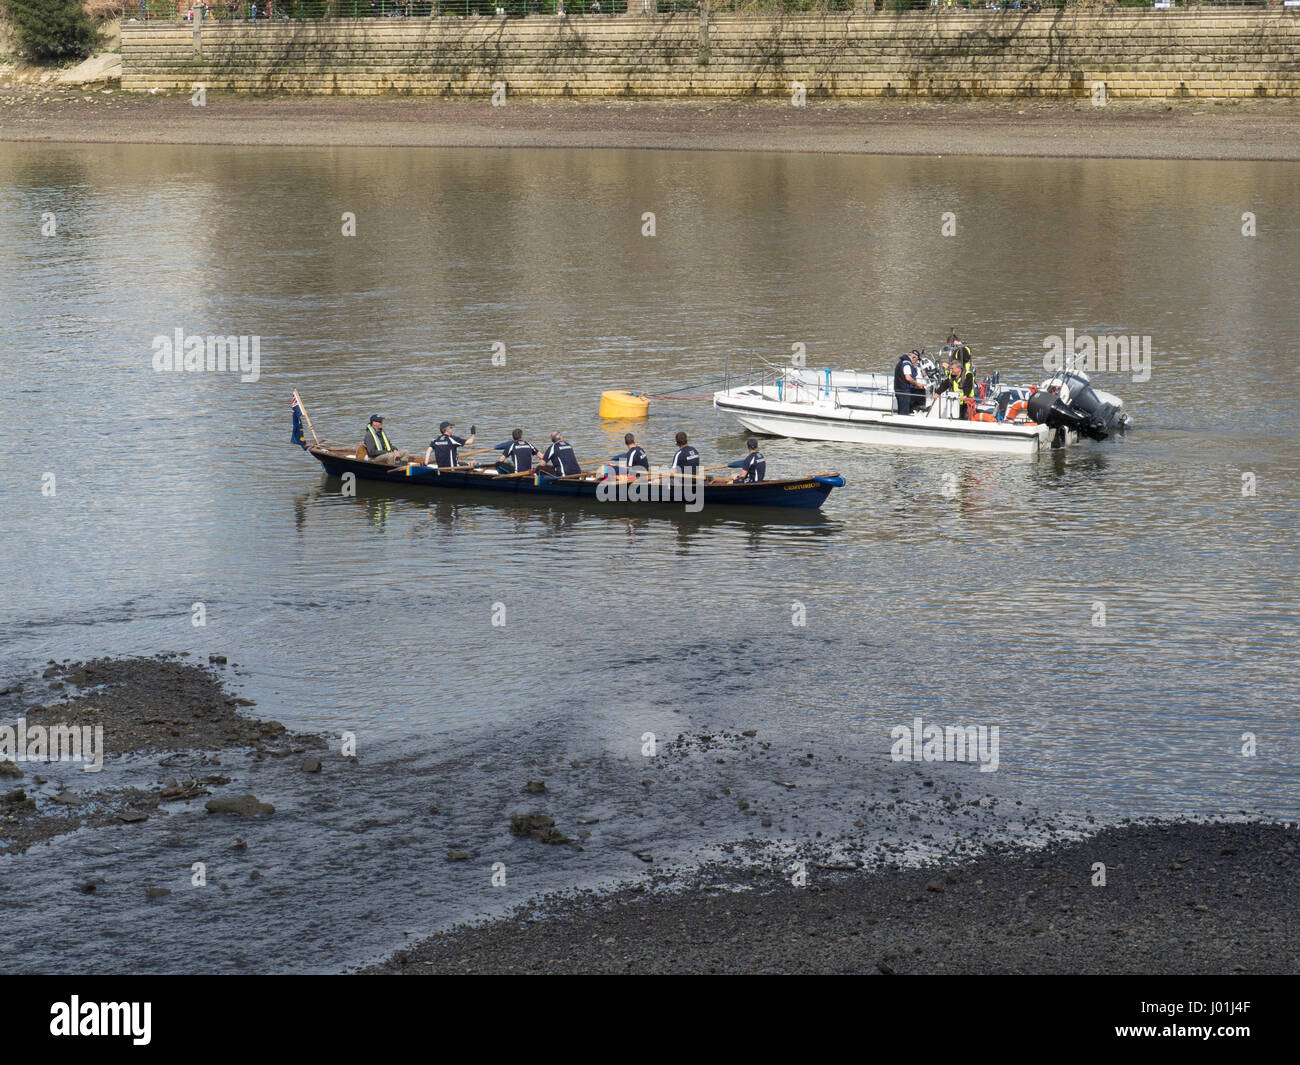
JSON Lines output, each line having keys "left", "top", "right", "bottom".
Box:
{"left": 2, "top": 85, "right": 1299, "bottom": 161}
{"left": 5, "top": 657, "right": 1295, "bottom": 975}
{"left": 0, "top": 656, "right": 323, "bottom": 855}
{"left": 368, "top": 820, "right": 1299, "bottom": 975}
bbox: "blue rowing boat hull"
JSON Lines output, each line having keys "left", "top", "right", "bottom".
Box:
{"left": 308, "top": 449, "right": 843, "bottom": 510}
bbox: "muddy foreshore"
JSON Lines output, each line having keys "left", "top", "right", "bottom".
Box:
{"left": 2, "top": 84, "right": 1298, "bottom": 161}
{"left": 0, "top": 656, "right": 324, "bottom": 855}
{"left": 368, "top": 819, "right": 1300, "bottom": 975}
{"left": 4, "top": 657, "right": 1295, "bottom": 973}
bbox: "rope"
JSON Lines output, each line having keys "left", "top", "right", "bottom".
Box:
{"left": 637, "top": 373, "right": 736, "bottom": 399}
{"left": 642, "top": 393, "right": 716, "bottom": 401}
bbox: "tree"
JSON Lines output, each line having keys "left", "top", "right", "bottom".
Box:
{"left": 3, "top": 0, "right": 99, "bottom": 64}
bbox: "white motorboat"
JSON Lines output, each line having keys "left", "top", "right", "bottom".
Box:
{"left": 713, "top": 347, "right": 1130, "bottom": 456}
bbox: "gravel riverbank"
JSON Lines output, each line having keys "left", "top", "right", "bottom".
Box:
{"left": 367, "top": 820, "right": 1299, "bottom": 975}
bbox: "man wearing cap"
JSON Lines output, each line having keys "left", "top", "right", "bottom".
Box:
{"left": 937, "top": 357, "right": 975, "bottom": 418}
{"left": 727, "top": 438, "right": 766, "bottom": 483}
{"left": 893, "top": 350, "right": 927, "bottom": 416}
{"left": 425, "top": 421, "right": 476, "bottom": 469}
{"left": 541, "top": 431, "right": 581, "bottom": 477}
{"left": 362, "top": 415, "right": 408, "bottom": 466}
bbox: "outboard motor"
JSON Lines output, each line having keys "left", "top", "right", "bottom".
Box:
{"left": 1059, "top": 372, "right": 1125, "bottom": 435}
{"left": 1026, "top": 389, "right": 1108, "bottom": 441}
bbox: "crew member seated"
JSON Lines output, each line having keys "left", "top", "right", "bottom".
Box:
{"left": 497, "top": 428, "right": 540, "bottom": 473}
{"left": 425, "top": 421, "right": 476, "bottom": 468}
{"left": 614, "top": 433, "right": 650, "bottom": 476}
{"left": 541, "top": 431, "right": 581, "bottom": 476}
{"left": 670, "top": 431, "right": 700, "bottom": 475}
{"left": 727, "top": 438, "right": 766, "bottom": 482}
{"left": 362, "top": 415, "right": 408, "bottom": 466}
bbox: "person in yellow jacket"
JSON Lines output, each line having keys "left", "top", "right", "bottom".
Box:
{"left": 937, "top": 359, "right": 976, "bottom": 419}
{"left": 361, "top": 414, "right": 408, "bottom": 466}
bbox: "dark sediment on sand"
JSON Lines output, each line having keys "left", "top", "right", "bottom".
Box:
{"left": 367, "top": 820, "right": 1299, "bottom": 975}
{"left": 0, "top": 655, "right": 324, "bottom": 855}
{"left": 2, "top": 86, "right": 1299, "bottom": 161}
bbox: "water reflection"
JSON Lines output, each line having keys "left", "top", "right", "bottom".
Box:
{"left": 0, "top": 142, "right": 1296, "bottom": 826}
{"left": 300, "top": 473, "right": 839, "bottom": 544}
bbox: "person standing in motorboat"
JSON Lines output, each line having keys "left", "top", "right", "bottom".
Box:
{"left": 954, "top": 339, "right": 974, "bottom": 380}
{"left": 937, "top": 357, "right": 976, "bottom": 419}
{"left": 894, "top": 350, "right": 927, "bottom": 415}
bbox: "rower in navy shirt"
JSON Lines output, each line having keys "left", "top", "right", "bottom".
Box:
{"left": 727, "top": 438, "right": 766, "bottom": 482}
{"left": 497, "top": 428, "right": 540, "bottom": 473}
{"left": 615, "top": 432, "right": 650, "bottom": 475}
{"left": 425, "top": 420, "right": 476, "bottom": 468}
{"left": 670, "top": 431, "right": 700, "bottom": 475}
{"left": 541, "top": 431, "right": 581, "bottom": 476}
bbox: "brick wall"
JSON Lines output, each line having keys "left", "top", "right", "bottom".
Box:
{"left": 120, "top": 12, "right": 1300, "bottom": 99}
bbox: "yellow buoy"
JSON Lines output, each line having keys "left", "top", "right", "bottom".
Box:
{"left": 598, "top": 390, "right": 650, "bottom": 420}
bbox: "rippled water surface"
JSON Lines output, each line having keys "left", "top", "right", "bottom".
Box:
{"left": 0, "top": 144, "right": 1297, "bottom": 972}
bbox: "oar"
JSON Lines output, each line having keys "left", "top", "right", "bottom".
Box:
{"left": 652, "top": 465, "right": 735, "bottom": 476}
{"left": 499, "top": 458, "right": 606, "bottom": 481}
{"left": 398, "top": 462, "right": 481, "bottom": 475}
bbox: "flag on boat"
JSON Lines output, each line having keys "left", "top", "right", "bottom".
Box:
{"left": 290, "top": 392, "right": 308, "bottom": 449}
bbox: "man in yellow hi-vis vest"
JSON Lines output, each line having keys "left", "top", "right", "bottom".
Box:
{"left": 362, "top": 414, "right": 408, "bottom": 466}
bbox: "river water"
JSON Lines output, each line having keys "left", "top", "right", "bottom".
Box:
{"left": 1, "top": 143, "right": 1297, "bottom": 972}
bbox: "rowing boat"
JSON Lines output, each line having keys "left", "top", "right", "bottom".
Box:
{"left": 305, "top": 445, "right": 845, "bottom": 510}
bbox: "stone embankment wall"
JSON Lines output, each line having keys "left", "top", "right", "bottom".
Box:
{"left": 120, "top": 12, "right": 1300, "bottom": 100}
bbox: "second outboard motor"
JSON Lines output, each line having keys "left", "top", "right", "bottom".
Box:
{"left": 1029, "top": 387, "right": 1112, "bottom": 442}
{"left": 1060, "top": 373, "right": 1124, "bottom": 435}
{"left": 1026, "top": 390, "right": 1101, "bottom": 437}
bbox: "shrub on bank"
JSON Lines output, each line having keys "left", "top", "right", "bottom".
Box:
{"left": 3, "top": 0, "right": 99, "bottom": 63}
